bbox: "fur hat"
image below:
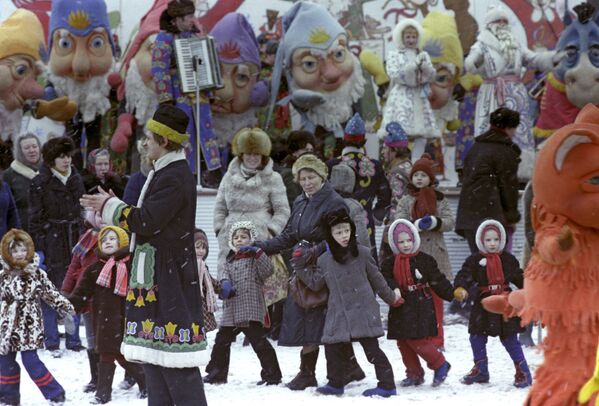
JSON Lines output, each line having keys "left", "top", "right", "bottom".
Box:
{"left": 98, "top": 226, "right": 129, "bottom": 254}
{"left": 490, "top": 107, "right": 520, "bottom": 129}
{"left": 194, "top": 228, "right": 209, "bottom": 258}
{"left": 344, "top": 113, "right": 365, "bottom": 144}
{"left": 384, "top": 122, "right": 408, "bottom": 149}
{"left": 392, "top": 18, "right": 423, "bottom": 50}
{"left": 330, "top": 163, "right": 356, "bottom": 195}
{"left": 0, "top": 9, "right": 45, "bottom": 61}
{"left": 475, "top": 219, "right": 506, "bottom": 254}
{"left": 292, "top": 154, "right": 328, "bottom": 181}
{"left": 228, "top": 221, "right": 258, "bottom": 251}
{"left": 231, "top": 128, "right": 272, "bottom": 157}
{"left": 0, "top": 229, "right": 35, "bottom": 270}
{"left": 287, "top": 131, "right": 316, "bottom": 154}
{"left": 321, "top": 208, "right": 358, "bottom": 262}
{"left": 484, "top": 4, "right": 510, "bottom": 26}
{"left": 388, "top": 219, "right": 421, "bottom": 255}
{"left": 42, "top": 137, "right": 74, "bottom": 166}
{"left": 146, "top": 104, "right": 190, "bottom": 145}
{"left": 410, "top": 153, "right": 436, "bottom": 182}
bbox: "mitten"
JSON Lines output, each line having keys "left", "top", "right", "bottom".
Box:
{"left": 36, "top": 251, "right": 46, "bottom": 271}
{"left": 453, "top": 287, "right": 468, "bottom": 302}
{"left": 291, "top": 89, "right": 325, "bottom": 111}
{"left": 290, "top": 244, "right": 321, "bottom": 270}
{"left": 250, "top": 80, "right": 270, "bottom": 107}
{"left": 415, "top": 215, "right": 437, "bottom": 231}
{"left": 107, "top": 72, "right": 123, "bottom": 89}
{"left": 218, "top": 279, "right": 236, "bottom": 300}
{"left": 32, "top": 97, "right": 77, "bottom": 121}
{"left": 63, "top": 312, "right": 77, "bottom": 335}
{"left": 238, "top": 245, "right": 259, "bottom": 255}
{"left": 110, "top": 113, "right": 135, "bottom": 153}
{"left": 391, "top": 288, "right": 405, "bottom": 307}
{"left": 359, "top": 49, "right": 389, "bottom": 86}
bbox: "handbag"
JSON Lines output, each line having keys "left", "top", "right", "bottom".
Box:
{"left": 288, "top": 273, "right": 328, "bottom": 309}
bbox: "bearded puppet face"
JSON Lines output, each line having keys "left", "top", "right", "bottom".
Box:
{"left": 0, "top": 55, "right": 43, "bottom": 111}
{"left": 132, "top": 35, "right": 157, "bottom": 89}
{"left": 290, "top": 37, "right": 355, "bottom": 93}
{"left": 49, "top": 28, "right": 113, "bottom": 81}
{"left": 212, "top": 62, "right": 259, "bottom": 114}
{"left": 428, "top": 65, "right": 456, "bottom": 110}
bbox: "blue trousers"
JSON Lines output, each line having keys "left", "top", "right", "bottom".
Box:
{"left": 0, "top": 350, "right": 64, "bottom": 402}
{"left": 41, "top": 302, "right": 81, "bottom": 349}
{"left": 469, "top": 334, "right": 525, "bottom": 363}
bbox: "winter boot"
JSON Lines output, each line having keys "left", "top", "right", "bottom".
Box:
{"left": 432, "top": 361, "right": 451, "bottom": 387}
{"left": 83, "top": 350, "right": 99, "bottom": 393}
{"left": 123, "top": 363, "right": 147, "bottom": 398}
{"left": 362, "top": 387, "right": 397, "bottom": 397}
{"left": 118, "top": 372, "right": 136, "bottom": 390}
{"left": 286, "top": 349, "right": 318, "bottom": 390}
{"left": 92, "top": 362, "right": 116, "bottom": 404}
{"left": 461, "top": 359, "right": 490, "bottom": 385}
{"left": 316, "top": 384, "right": 344, "bottom": 395}
{"left": 400, "top": 376, "right": 424, "bottom": 387}
{"left": 519, "top": 324, "right": 535, "bottom": 348}
{"left": 342, "top": 346, "right": 366, "bottom": 385}
{"left": 513, "top": 360, "right": 533, "bottom": 388}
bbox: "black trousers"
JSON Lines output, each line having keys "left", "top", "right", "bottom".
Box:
{"left": 324, "top": 338, "right": 395, "bottom": 390}
{"left": 142, "top": 364, "right": 207, "bottom": 406}
{"left": 206, "top": 322, "right": 282, "bottom": 382}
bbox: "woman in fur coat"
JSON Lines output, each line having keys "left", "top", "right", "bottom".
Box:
{"left": 0, "top": 229, "right": 74, "bottom": 405}
{"left": 213, "top": 128, "right": 290, "bottom": 315}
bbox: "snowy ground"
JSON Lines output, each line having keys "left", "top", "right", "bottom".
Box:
{"left": 18, "top": 321, "right": 542, "bottom": 405}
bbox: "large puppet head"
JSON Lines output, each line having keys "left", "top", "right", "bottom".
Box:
{"left": 48, "top": 0, "right": 115, "bottom": 123}
{"left": 209, "top": 13, "right": 268, "bottom": 146}
{"left": 533, "top": 103, "right": 599, "bottom": 230}
{"left": 0, "top": 9, "right": 45, "bottom": 141}
{"left": 268, "top": 1, "right": 364, "bottom": 132}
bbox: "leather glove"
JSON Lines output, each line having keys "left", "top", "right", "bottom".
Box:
{"left": 453, "top": 287, "right": 468, "bottom": 302}
{"left": 218, "top": 279, "right": 236, "bottom": 300}
{"left": 290, "top": 245, "right": 320, "bottom": 270}
{"left": 110, "top": 113, "right": 135, "bottom": 153}
{"left": 32, "top": 96, "right": 78, "bottom": 121}
{"left": 391, "top": 288, "right": 405, "bottom": 308}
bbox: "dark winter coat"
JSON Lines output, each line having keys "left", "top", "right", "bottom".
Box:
{"left": 381, "top": 252, "right": 453, "bottom": 340}
{"left": 122, "top": 171, "right": 147, "bottom": 205}
{"left": 455, "top": 128, "right": 521, "bottom": 235}
{"left": 2, "top": 161, "right": 36, "bottom": 232}
{"left": 69, "top": 249, "right": 130, "bottom": 354}
{"left": 81, "top": 169, "right": 125, "bottom": 198}
{"left": 454, "top": 252, "right": 524, "bottom": 337}
{"left": 298, "top": 245, "right": 396, "bottom": 344}
{"left": 274, "top": 156, "right": 302, "bottom": 208}
{"left": 0, "top": 182, "right": 20, "bottom": 240}
{"left": 257, "top": 181, "right": 348, "bottom": 346}
{"left": 61, "top": 229, "right": 99, "bottom": 314}
{"left": 29, "top": 165, "right": 84, "bottom": 286}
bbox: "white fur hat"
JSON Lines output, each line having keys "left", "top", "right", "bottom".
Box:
{"left": 388, "top": 219, "right": 421, "bottom": 255}
{"left": 228, "top": 221, "right": 258, "bottom": 251}
{"left": 392, "top": 18, "right": 423, "bottom": 50}
{"left": 484, "top": 5, "right": 510, "bottom": 26}
{"left": 475, "top": 219, "right": 507, "bottom": 253}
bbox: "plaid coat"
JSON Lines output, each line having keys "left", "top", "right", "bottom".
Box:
{"left": 220, "top": 250, "right": 272, "bottom": 328}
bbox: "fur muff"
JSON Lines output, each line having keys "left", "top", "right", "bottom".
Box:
{"left": 1, "top": 228, "right": 35, "bottom": 270}
{"left": 41, "top": 136, "right": 74, "bottom": 165}
{"left": 231, "top": 128, "right": 272, "bottom": 157}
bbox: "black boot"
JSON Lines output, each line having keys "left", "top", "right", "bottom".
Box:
{"left": 343, "top": 345, "right": 365, "bottom": 385}
{"left": 83, "top": 350, "right": 99, "bottom": 393}
{"left": 118, "top": 371, "right": 136, "bottom": 390}
{"left": 92, "top": 362, "right": 116, "bottom": 404}
{"left": 122, "top": 363, "right": 147, "bottom": 398}
{"left": 286, "top": 349, "right": 318, "bottom": 390}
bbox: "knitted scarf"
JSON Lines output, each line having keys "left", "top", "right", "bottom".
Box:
{"left": 409, "top": 185, "right": 437, "bottom": 219}
{"left": 72, "top": 229, "right": 98, "bottom": 258}
{"left": 96, "top": 255, "right": 130, "bottom": 297}
{"left": 197, "top": 258, "right": 217, "bottom": 313}
{"left": 393, "top": 252, "right": 418, "bottom": 291}
{"left": 482, "top": 253, "right": 505, "bottom": 294}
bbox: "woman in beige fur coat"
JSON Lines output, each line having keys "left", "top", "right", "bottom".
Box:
{"left": 213, "top": 128, "right": 290, "bottom": 310}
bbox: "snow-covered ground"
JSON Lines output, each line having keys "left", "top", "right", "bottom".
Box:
{"left": 18, "top": 322, "right": 542, "bottom": 405}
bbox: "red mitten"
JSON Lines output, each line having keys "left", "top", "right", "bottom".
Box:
{"left": 108, "top": 72, "right": 123, "bottom": 89}
{"left": 110, "top": 113, "right": 135, "bottom": 153}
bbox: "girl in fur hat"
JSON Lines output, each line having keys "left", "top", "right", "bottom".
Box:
{"left": 453, "top": 219, "right": 531, "bottom": 388}
{"left": 68, "top": 226, "right": 146, "bottom": 404}
{"left": 204, "top": 221, "right": 282, "bottom": 385}
{"left": 382, "top": 219, "right": 454, "bottom": 388}
{"left": 194, "top": 228, "right": 218, "bottom": 334}
{"left": 0, "top": 229, "right": 74, "bottom": 405}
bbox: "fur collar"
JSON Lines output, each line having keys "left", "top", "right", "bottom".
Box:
{"left": 477, "top": 29, "right": 503, "bottom": 52}
{"left": 10, "top": 160, "right": 38, "bottom": 180}
{"left": 226, "top": 156, "right": 274, "bottom": 188}
{"left": 153, "top": 150, "right": 186, "bottom": 172}
{"left": 50, "top": 166, "right": 72, "bottom": 185}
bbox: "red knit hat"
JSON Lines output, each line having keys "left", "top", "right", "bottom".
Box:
{"left": 409, "top": 153, "right": 436, "bottom": 181}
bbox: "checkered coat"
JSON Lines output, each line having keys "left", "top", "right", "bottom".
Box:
{"left": 220, "top": 249, "right": 273, "bottom": 327}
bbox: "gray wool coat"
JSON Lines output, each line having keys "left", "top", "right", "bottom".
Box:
{"left": 220, "top": 249, "right": 273, "bottom": 328}
{"left": 297, "top": 245, "right": 396, "bottom": 344}
{"left": 394, "top": 193, "right": 455, "bottom": 280}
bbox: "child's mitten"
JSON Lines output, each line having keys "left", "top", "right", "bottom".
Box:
{"left": 219, "top": 279, "right": 236, "bottom": 300}
{"left": 453, "top": 287, "right": 468, "bottom": 302}
{"left": 415, "top": 215, "right": 437, "bottom": 231}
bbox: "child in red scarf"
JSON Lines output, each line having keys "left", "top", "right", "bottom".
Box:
{"left": 69, "top": 226, "right": 146, "bottom": 404}
{"left": 453, "top": 219, "right": 531, "bottom": 388}
{"left": 382, "top": 219, "right": 454, "bottom": 387}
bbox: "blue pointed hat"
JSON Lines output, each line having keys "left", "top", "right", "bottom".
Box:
{"left": 384, "top": 122, "right": 408, "bottom": 148}
{"left": 343, "top": 113, "right": 365, "bottom": 143}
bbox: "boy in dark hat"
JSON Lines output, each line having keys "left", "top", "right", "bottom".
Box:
{"left": 81, "top": 104, "right": 208, "bottom": 406}
{"left": 455, "top": 107, "right": 522, "bottom": 253}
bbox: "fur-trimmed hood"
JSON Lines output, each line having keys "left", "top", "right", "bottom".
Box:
{"left": 1, "top": 228, "right": 36, "bottom": 270}
{"left": 392, "top": 18, "right": 423, "bottom": 50}
{"left": 475, "top": 219, "right": 507, "bottom": 254}
{"left": 388, "top": 219, "right": 421, "bottom": 255}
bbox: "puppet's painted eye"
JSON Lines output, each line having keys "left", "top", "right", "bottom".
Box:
{"left": 333, "top": 49, "right": 346, "bottom": 63}
{"left": 91, "top": 36, "right": 105, "bottom": 49}
{"left": 14, "top": 64, "right": 28, "bottom": 77}
{"left": 588, "top": 175, "right": 599, "bottom": 185}
{"left": 58, "top": 37, "right": 72, "bottom": 49}
{"left": 301, "top": 56, "right": 319, "bottom": 74}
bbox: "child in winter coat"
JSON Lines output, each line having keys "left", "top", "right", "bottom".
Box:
{"left": 453, "top": 219, "right": 531, "bottom": 388}
{"left": 204, "top": 221, "right": 282, "bottom": 385}
{"left": 194, "top": 228, "right": 218, "bottom": 334}
{"left": 296, "top": 209, "right": 403, "bottom": 398}
{"left": 0, "top": 229, "right": 74, "bottom": 405}
{"left": 69, "top": 226, "right": 146, "bottom": 404}
{"left": 382, "top": 219, "right": 454, "bottom": 387}
{"left": 394, "top": 153, "right": 455, "bottom": 348}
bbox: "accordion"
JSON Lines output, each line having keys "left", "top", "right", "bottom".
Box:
{"left": 174, "top": 36, "right": 223, "bottom": 93}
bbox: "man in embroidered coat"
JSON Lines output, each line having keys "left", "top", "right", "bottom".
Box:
{"left": 81, "top": 104, "right": 207, "bottom": 405}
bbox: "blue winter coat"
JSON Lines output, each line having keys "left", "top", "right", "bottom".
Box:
{"left": 0, "top": 182, "right": 20, "bottom": 240}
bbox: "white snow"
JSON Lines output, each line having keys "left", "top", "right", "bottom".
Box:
{"left": 17, "top": 322, "right": 542, "bottom": 405}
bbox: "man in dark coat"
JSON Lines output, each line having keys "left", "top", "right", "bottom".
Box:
{"left": 81, "top": 103, "right": 207, "bottom": 405}
{"left": 455, "top": 107, "right": 522, "bottom": 253}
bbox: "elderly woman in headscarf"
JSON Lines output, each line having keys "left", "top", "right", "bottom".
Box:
{"left": 80, "top": 148, "right": 125, "bottom": 198}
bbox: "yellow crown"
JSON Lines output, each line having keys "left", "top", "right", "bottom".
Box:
{"left": 309, "top": 28, "right": 331, "bottom": 45}
{"left": 68, "top": 10, "right": 91, "bottom": 30}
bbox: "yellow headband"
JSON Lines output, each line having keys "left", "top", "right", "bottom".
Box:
{"left": 146, "top": 119, "right": 189, "bottom": 144}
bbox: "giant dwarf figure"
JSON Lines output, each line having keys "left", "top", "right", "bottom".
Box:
{"left": 267, "top": 1, "right": 365, "bottom": 151}
{"left": 47, "top": 0, "right": 116, "bottom": 167}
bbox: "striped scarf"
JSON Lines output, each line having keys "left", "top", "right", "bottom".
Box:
{"left": 197, "top": 258, "right": 217, "bottom": 313}
{"left": 96, "top": 255, "right": 130, "bottom": 297}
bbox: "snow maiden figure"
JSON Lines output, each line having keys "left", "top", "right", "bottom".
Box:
{"left": 379, "top": 18, "right": 439, "bottom": 160}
